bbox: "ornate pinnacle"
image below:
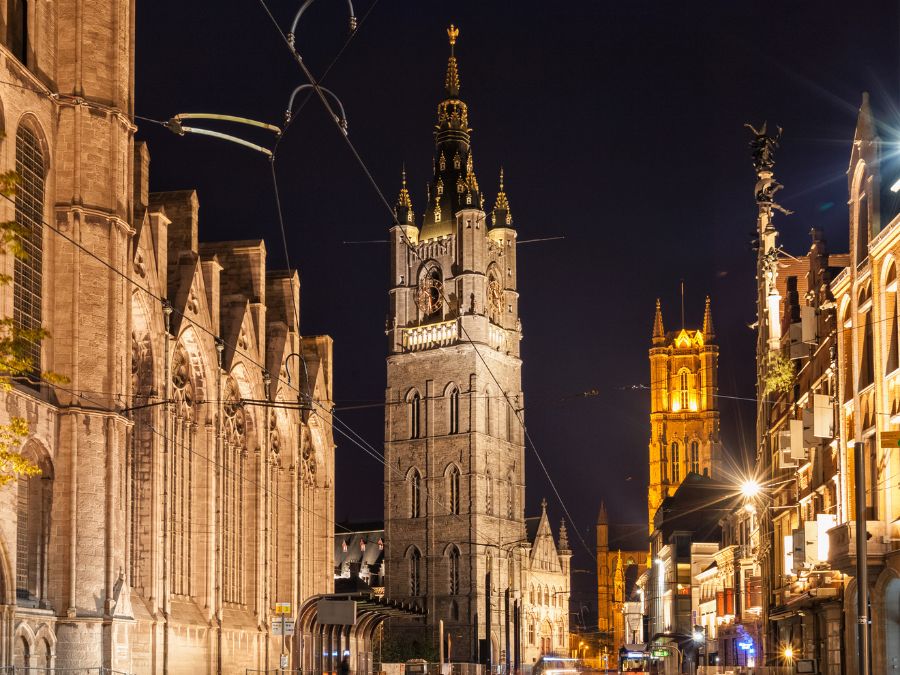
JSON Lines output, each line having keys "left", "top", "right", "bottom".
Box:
{"left": 559, "top": 519, "right": 570, "bottom": 551}
{"left": 394, "top": 165, "right": 414, "bottom": 224}
{"left": 702, "top": 295, "right": 715, "bottom": 339}
{"left": 492, "top": 168, "right": 512, "bottom": 226}
{"left": 652, "top": 299, "right": 665, "bottom": 342}
{"left": 445, "top": 25, "right": 461, "bottom": 97}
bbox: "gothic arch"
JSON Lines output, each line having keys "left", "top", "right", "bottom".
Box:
{"left": 872, "top": 566, "right": 900, "bottom": 674}
{"left": 175, "top": 325, "right": 210, "bottom": 404}
{"left": 13, "top": 621, "right": 36, "bottom": 667}
{"left": 13, "top": 112, "right": 51, "bottom": 175}
{"left": 851, "top": 160, "right": 871, "bottom": 265}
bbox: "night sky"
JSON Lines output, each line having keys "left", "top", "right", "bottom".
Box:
{"left": 136, "top": 1, "right": 900, "bottom": 619}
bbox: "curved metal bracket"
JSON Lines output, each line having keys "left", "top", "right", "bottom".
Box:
{"left": 287, "top": 0, "right": 357, "bottom": 49}
{"left": 285, "top": 84, "right": 348, "bottom": 133}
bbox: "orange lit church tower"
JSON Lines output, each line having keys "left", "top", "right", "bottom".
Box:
{"left": 647, "top": 298, "right": 721, "bottom": 531}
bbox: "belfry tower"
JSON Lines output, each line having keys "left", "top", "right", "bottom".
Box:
{"left": 647, "top": 298, "right": 721, "bottom": 531}
{"left": 383, "top": 26, "right": 526, "bottom": 663}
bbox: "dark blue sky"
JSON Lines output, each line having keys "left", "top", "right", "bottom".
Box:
{"left": 136, "top": 0, "right": 900, "bottom": 607}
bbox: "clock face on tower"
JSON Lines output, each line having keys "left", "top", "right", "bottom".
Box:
{"left": 417, "top": 273, "right": 444, "bottom": 316}
{"left": 488, "top": 277, "right": 503, "bottom": 318}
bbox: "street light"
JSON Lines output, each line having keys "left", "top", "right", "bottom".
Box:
{"left": 740, "top": 479, "right": 761, "bottom": 498}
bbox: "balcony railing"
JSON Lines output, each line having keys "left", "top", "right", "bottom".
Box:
{"left": 402, "top": 320, "right": 458, "bottom": 351}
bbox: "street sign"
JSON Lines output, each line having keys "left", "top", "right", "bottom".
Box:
{"left": 881, "top": 431, "right": 900, "bottom": 448}
{"left": 271, "top": 618, "right": 295, "bottom": 636}
{"left": 280, "top": 655, "right": 289, "bottom": 669}
{"left": 275, "top": 602, "right": 292, "bottom": 615}
{"left": 651, "top": 648, "right": 670, "bottom": 658}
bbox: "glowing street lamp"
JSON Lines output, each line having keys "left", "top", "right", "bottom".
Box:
{"left": 740, "top": 479, "right": 762, "bottom": 498}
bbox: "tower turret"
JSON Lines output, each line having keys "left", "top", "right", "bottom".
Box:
{"left": 394, "top": 165, "right": 415, "bottom": 226}
{"left": 652, "top": 299, "right": 665, "bottom": 344}
{"left": 491, "top": 168, "right": 513, "bottom": 228}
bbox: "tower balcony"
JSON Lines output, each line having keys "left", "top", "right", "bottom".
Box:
{"left": 402, "top": 319, "right": 459, "bottom": 351}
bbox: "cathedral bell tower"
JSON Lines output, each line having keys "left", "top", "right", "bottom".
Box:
{"left": 384, "top": 25, "right": 526, "bottom": 662}
{"left": 647, "top": 297, "right": 721, "bottom": 532}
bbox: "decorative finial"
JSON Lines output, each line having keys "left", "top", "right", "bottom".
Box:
{"left": 394, "top": 164, "right": 414, "bottom": 224}
{"left": 444, "top": 25, "right": 461, "bottom": 97}
{"left": 652, "top": 299, "right": 665, "bottom": 342}
{"left": 702, "top": 295, "right": 715, "bottom": 339}
{"left": 541, "top": 497, "right": 548, "bottom": 512}
{"left": 492, "top": 167, "right": 512, "bottom": 227}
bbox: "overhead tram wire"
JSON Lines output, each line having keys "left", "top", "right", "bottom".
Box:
{"left": 251, "top": 2, "right": 594, "bottom": 559}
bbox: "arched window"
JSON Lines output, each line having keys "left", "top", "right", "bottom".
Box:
{"left": 690, "top": 440, "right": 700, "bottom": 475}
{"left": 859, "top": 285, "right": 874, "bottom": 390}
{"left": 529, "top": 585, "right": 534, "bottom": 604}
{"left": 543, "top": 586, "right": 549, "bottom": 605}
{"left": 448, "top": 465, "right": 460, "bottom": 515}
{"left": 13, "top": 123, "right": 46, "bottom": 376}
{"left": 449, "top": 599, "right": 459, "bottom": 621}
{"left": 506, "top": 472, "right": 515, "bottom": 519}
{"left": 671, "top": 442, "right": 680, "bottom": 483}
{"left": 171, "top": 344, "right": 196, "bottom": 597}
{"left": 222, "top": 378, "right": 246, "bottom": 605}
{"left": 856, "top": 191, "right": 869, "bottom": 266}
{"left": 884, "top": 263, "right": 899, "bottom": 373}
{"left": 485, "top": 389, "right": 493, "bottom": 436}
{"left": 409, "top": 548, "right": 422, "bottom": 596}
{"left": 680, "top": 370, "right": 689, "bottom": 409}
{"left": 15, "top": 448, "right": 52, "bottom": 603}
{"left": 528, "top": 621, "right": 536, "bottom": 645}
{"left": 418, "top": 266, "right": 443, "bottom": 320}
{"left": 411, "top": 469, "right": 422, "bottom": 518}
{"left": 409, "top": 391, "right": 421, "bottom": 439}
{"left": 841, "top": 302, "right": 853, "bottom": 402}
{"left": 448, "top": 546, "right": 460, "bottom": 595}
{"left": 485, "top": 472, "right": 494, "bottom": 515}
{"left": 448, "top": 387, "right": 459, "bottom": 434}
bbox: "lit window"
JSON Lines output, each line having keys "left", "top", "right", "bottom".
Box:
{"left": 690, "top": 441, "right": 700, "bottom": 475}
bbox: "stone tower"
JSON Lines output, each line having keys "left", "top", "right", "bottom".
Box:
{"left": 384, "top": 25, "right": 526, "bottom": 663}
{"left": 647, "top": 298, "right": 720, "bottom": 532}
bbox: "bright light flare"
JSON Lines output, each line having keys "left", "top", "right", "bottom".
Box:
{"left": 783, "top": 646, "right": 794, "bottom": 660}
{"left": 693, "top": 630, "right": 705, "bottom": 642}
{"left": 891, "top": 177, "right": 900, "bottom": 193}
{"left": 741, "top": 480, "right": 762, "bottom": 498}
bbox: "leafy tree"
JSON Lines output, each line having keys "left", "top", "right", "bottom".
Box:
{"left": 379, "top": 629, "right": 439, "bottom": 663}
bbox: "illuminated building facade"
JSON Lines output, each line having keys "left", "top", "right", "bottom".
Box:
{"left": 595, "top": 504, "right": 646, "bottom": 654}
{"left": 382, "top": 26, "right": 527, "bottom": 664}
{"left": 648, "top": 298, "right": 721, "bottom": 532}
{"left": 827, "top": 94, "right": 900, "bottom": 675}
{"left": 0, "top": 4, "right": 336, "bottom": 671}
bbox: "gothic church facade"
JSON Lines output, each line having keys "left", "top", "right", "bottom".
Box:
{"left": 0, "top": 3, "right": 334, "bottom": 672}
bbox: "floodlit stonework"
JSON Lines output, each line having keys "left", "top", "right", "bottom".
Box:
{"left": 383, "top": 27, "right": 527, "bottom": 662}
{"left": 0, "top": 3, "right": 335, "bottom": 672}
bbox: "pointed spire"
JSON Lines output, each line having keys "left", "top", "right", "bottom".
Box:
{"left": 445, "top": 24, "right": 461, "bottom": 97}
{"left": 492, "top": 167, "right": 513, "bottom": 228}
{"left": 559, "top": 519, "right": 570, "bottom": 553}
{"left": 394, "top": 165, "right": 415, "bottom": 226}
{"left": 702, "top": 295, "right": 715, "bottom": 339}
{"left": 597, "top": 500, "right": 608, "bottom": 525}
{"left": 652, "top": 299, "right": 665, "bottom": 344}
